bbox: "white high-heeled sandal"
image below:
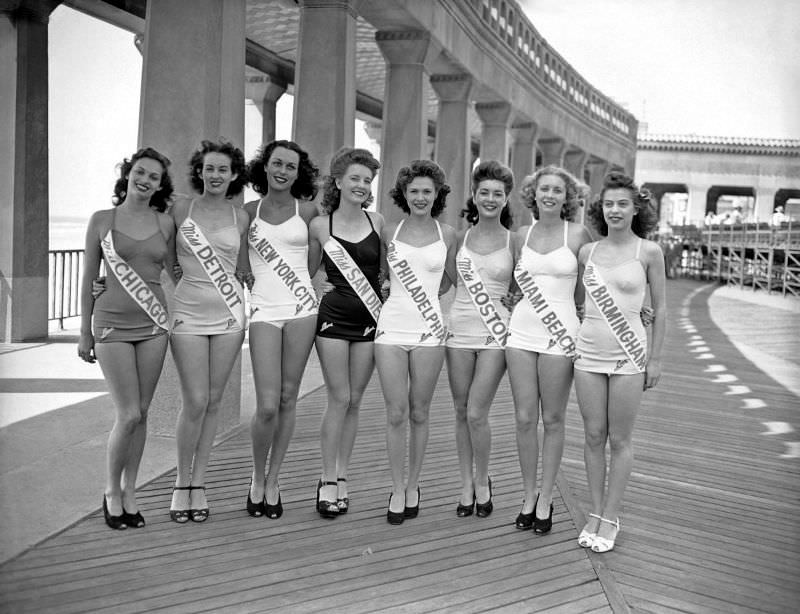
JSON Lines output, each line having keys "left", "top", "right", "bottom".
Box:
{"left": 591, "top": 516, "right": 620, "bottom": 553}
{"left": 578, "top": 513, "right": 602, "bottom": 548}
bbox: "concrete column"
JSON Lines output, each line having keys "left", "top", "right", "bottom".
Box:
{"left": 430, "top": 74, "right": 473, "bottom": 229}
{"left": 0, "top": 1, "right": 59, "bottom": 342}
{"left": 474, "top": 101, "right": 512, "bottom": 164}
{"left": 138, "top": 0, "right": 246, "bottom": 436}
{"left": 688, "top": 184, "right": 709, "bottom": 226}
{"left": 585, "top": 158, "right": 608, "bottom": 203}
{"left": 564, "top": 148, "right": 587, "bottom": 182}
{"left": 538, "top": 137, "right": 567, "bottom": 167}
{"left": 509, "top": 123, "right": 539, "bottom": 229}
{"left": 293, "top": 0, "right": 357, "bottom": 180}
{"left": 756, "top": 188, "right": 778, "bottom": 224}
{"left": 246, "top": 75, "right": 287, "bottom": 145}
{"left": 375, "top": 30, "right": 437, "bottom": 224}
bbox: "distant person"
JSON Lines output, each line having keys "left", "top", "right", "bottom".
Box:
{"left": 447, "top": 161, "right": 516, "bottom": 520}
{"left": 771, "top": 206, "right": 787, "bottom": 226}
{"left": 168, "top": 139, "right": 249, "bottom": 524}
{"left": 506, "top": 165, "right": 592, "bottom": 533}
{"left": 375, "top": 160, "right": 457, "bottom": 525}
{"left": 729, "top": 206, "right": 743, "bottom": 224}
{"left": 308, "top": 147, "right": 384, "bottom": 518}
{"left": 78, "top": 147, "right": 176, "bottom": 530}
{"left": 703, "top": 211, "right": 717, "bottom": 226}
{"left": 574, "top": 172, "right": 666, "bottom": 553}
{"left": 243, "top": 140, "right": 320, "bottom": 519}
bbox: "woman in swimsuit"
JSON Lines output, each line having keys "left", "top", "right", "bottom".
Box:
{"left": 375, "top": 160, "right": 457, "bottom": 525}
{"left": 243, "top": 140, "right": 320, "bottom": 519}
{"left": 169, "top": 139, "right": 250, "bottom": 523}
{"left": 574, "top": 171, "right": 665, "bottom": 552}
{"left": 506, "top": 166, "right": 593, "bottom": 533}
{"left": 78, "top": 148, "right": 176, "bottom": 530}
{"left": 446, "top": 160, "right": 515, "bottom": 519}
{"left": 308, "top": 147, "right": 384, "bottom": 518}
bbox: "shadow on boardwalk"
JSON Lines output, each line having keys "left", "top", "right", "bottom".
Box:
{"left": 1, "top": 279, "right": 798, "bottom": 613}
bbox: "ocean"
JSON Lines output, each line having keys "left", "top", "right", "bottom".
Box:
{"left": 50, "top": 216, "right": 90, "bottom": 251}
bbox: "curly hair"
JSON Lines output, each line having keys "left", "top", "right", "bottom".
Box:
{"left": 188, "top": 138, "right": 248, "bottom": 197}
{"left": 246, "top": 139, "right": 319, "bottom": 200}
{"left": 320, "top": 147, "right": 381, "bottom": 213}
{"left": 112, "top": 147, "right": 174, "bottom": 212}
{"left": 389, "top": 159, "right": 450, "bottom": 218}
{"left": 586, "top": 171, "right": 659, "bottom": 238}
{"left": 460, "top": 160, "right": 514, "bottom": 228}
{"left": 519, "top": 165, "right": 580, "bottom": 221}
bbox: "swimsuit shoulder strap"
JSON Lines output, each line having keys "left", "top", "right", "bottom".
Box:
{"left": 364, "top": 210, "right": 376, "bottom": 232}
{"left": 392, "top": 219, "right": 404, "bottom": 241}
{"left": 435, "top": 220, "right": 444, "bottom": 242}
{"left": 563, "top": 220, "right": 569, "bottom": 246}
{"left": 329, "top": 210, "right": 334, "bottom": 235}
{"left": 462, "top": 228, "right": 470, "bottom": 249}
{"left": 635, "top": 237, "right": 643, "bottom": 259}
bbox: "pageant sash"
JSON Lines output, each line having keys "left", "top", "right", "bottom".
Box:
{"left": 179, "top": 219, "right": 245, "bottom": 328}
{"left": 385, "top": 240, "right": 446, "bottom": 343}
{"left": 456, "top": 248, "right": 508, "bottom": 346}
{"left": 248, "top": 223, "right": 317, "bottom": 316}
{"left": 513, "top": 261, "right": 578, "bottom": 359}
{"left": 583, "top": 261, "right": 647, "bottom": 371}
{"left": 323, "top": 237, "right": 382, "bottom": 323}
{"left": 101, "top": 229, "right": 168, "bottom": 330}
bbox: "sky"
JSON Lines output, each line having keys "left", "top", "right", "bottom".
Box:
{"left": 48, "top": 1, "right": 800, "bottom": 246}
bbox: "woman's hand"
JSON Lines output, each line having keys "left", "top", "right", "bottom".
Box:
{"left": 575, "top": 303, "right": 585, "bottom": 323}
{"left": 91, "top": 277, "right": 107, "bottom": 299}
{"left": 501, "top": 289, "right": 522, "bottom": 311}
{"left": 77, "top": 332, "right": 96, "bottom": 363}
{"left": 235, "top": 269, "right": 254, "bottom": 291}
{"left": 644, "top": 358, "right": 661, "bottom": 390}
{"left": 640, "top": 306, "right": 655, "bottom": 327}
{"left": 381, "top": 279, "right": 391, "bottom": 302}
{"left": 172, "top": 263, "right": 183, "bottom": 281}
{"left": 318, "top": 278, "right": 334, "bottom": 297}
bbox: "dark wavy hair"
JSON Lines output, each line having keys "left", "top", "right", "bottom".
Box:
{"left": 461, "top": 160, "right": 514, "bottom": 228}
{"left": 519, "top": 165, "right": 580, "bottom": 221}
{"left": 321, "top": 147, "right": 381, "bottom": 213}
{"left": 389, "top": 159, "right": 450, "bottom": 218}
{"left": 247, "top": 139, "right": 319, "bottom": 200}
{"left": 188, "top": 138, "right": 247, "bottom": 197}
{"left": 112, "top": 147, "right": 174, "bottom": 212}
{"left": 587, "top": 171, "right": 659, "bottom": 238}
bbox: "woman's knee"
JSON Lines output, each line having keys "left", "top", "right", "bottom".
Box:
{"left": 409, "top": 405, "right": 429, "bottom": 427}
{"left": 453, "top": 404, "right": 468, "bottom": 424}
{"left": 116, "top": 408, "right": 145, "bottom": 434}
{"left": 466, "top": 406, "right": 489, "bottom": 430}
{"left": 386, "top": 405, "right": 408, "bottom": 428}
{"left": 584, "top": 426, "right": 608, "bottom": 449}
{"left": 514, "top": 405, "right": 538, "bottom": 432}
{"left": 541, "top": 409, "right": 566, "bottom": 434}
{"left": 608, "top": 432, "right": 632, "bottom": 454}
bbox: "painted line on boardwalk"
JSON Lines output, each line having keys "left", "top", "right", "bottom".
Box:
{"left": 761, "top": 421, "right": 794, "bottom": 435}
{"left": 742, "top": 398, "right": 766, "bottom": 409}
{"left": 780, "top": 442, "right": 800, "bottom": 459}
{"left": 725, "top": 385, "right": 751, "bottom": 395}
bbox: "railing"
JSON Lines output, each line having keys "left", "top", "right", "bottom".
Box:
{"left": 49, "top": 249, "right": 84, "bottom": 329}
{"left": 465, "top": 0, "right": 637, "bottom": 141}
{"left": 661, "top": 222, "right": 800, "bottom": 297}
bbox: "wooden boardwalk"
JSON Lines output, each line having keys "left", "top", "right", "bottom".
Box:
{"left": 1, "top": 279, "right": 798, "bottom": 613}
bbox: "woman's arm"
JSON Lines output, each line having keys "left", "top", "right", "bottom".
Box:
{"left": 307, "top": 215, "right": 326, "bottom": 278}
{"left": 439, "top": 223, "right": 458, "bottom": 295}
{"left": 235, "top": 204, "right": 253, "bottom": 289}
{"left": 78, "top": 212, "right": 104, "bottom": 363}
{"left": 571, "top": 225, "right": 594, "bottom": 311}
{"left": 644, "top": 240, "right": 667, "bottom": 390}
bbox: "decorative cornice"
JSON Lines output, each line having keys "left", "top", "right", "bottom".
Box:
{"left": 638, "top": 134, "right": 800, "bottom": 157}
{"left": 375, "top": 30, "right": 429, "bottom": 42}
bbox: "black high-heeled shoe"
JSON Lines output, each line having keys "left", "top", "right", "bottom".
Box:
{"left": 475, "top": 478, "right": 493, "bottom": 518}
{"left": 456, "top": 494, "right": 475, "bottom": 517}
{"left": 170, "top": 486, "right": 191, "bottom": 524}
{"left": 265, "top": 485, "right": 283, "bottom": 519}
{"left": 189, "top": 486, "right": 209, "bottom": 523}
{"left": 122, "top": 508, "right": 145, "bottom": 528}
{"left": 103, "top": 495, "right": 127, "bottom": 531}
{"left": 387, "top": 493, "right": 404, "bottom": 525}
{"left": 533, "top": 498, "right": 554, "bottom": 534}
{"left": 515, "top": 494, "right": 537, "bottom": 530}
{"left": 246, "top": 479, "right": 265, "bottom": 518}
{"left": 404, "top": 487, "right": 421, "bottom": 519}
{"left": 316, "top": 480, "right": 339, "bottom": 518}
